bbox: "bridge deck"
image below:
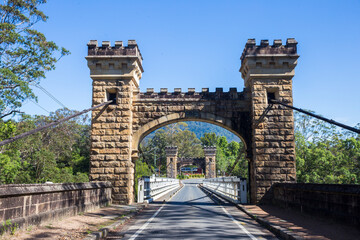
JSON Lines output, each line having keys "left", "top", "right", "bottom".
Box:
{"left": 108, "top": 179, "right": 277, "bottom": 239}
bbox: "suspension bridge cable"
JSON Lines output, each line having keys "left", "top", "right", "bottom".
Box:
{"left": 269, "top": 99, "right": 360, "bottom": 134}
{"left": 32, "top": 83, "right": 67, "bottom": 109}
{"left": 29, "top": 99, "right": 50, "bottom": 113}
{"left": 0, "top": 100, "right": 112, "bottom": 147}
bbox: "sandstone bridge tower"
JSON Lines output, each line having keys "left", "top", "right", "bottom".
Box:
{"left": 86, "top": 39, "right": 299, "bottom": 204}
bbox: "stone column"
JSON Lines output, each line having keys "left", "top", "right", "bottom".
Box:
{"left": 86, "top": 40, "right": 143, "bottom": 204}
{"left": 165, "top": 147, "right": 178, "bottom": 179}
{"left": 204, "top": 147, "right": 216, "bottom": 178}
{"left": 240, "top": 39, "right": 299, "bottom": 203}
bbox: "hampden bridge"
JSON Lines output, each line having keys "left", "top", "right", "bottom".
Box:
{"left": 86, "top": 38, "right": 297, "bottom": 204}
{"left": 0, "top": 38, "right": 359, "bottom": 239}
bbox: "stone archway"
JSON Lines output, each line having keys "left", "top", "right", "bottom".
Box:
{"left": 165, "top": 146, "right": 216, "bottom": 179}
{"left": 86, "top": 38, "right": 299, "bottom": 204}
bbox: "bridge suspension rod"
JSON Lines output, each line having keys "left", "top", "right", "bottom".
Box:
{"left": 269, "top": 99, "right": 360, "bottom": 134}
{"left": 0, "top": 101, "right": 113, "bottom": 147}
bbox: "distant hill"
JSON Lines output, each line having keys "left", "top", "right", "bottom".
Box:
{"left": 185, "top": 121, "right": 240, "bottom": 142}
{"left": 144, "top": 121, "right": 240, "bottom": 143}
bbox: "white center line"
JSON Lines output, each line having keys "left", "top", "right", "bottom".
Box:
{"left": 220, "top": 205, "right": 258, "bottom": 240}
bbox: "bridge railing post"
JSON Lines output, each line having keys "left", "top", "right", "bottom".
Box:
{"left": 137, "top": 175, "right": 180, "bottom": 203}
{"left": 203, "top": 176, "right": 247, "bottom": 204}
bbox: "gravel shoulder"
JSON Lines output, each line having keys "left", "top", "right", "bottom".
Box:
{"left": 1, "top": 204, "right": 146, "bottom": 240}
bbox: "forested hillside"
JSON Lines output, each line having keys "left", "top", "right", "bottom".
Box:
{"left": 144, "top": 121, "right": 240, "bottom": 143}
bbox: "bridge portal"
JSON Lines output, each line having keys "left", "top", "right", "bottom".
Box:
{"left": 165, "top": 146, "right": 216, "bottom": 179}
{"left": 86, "top": 38, "right": 299, "bottom": 204}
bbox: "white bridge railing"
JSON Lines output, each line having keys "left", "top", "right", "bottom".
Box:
{"left": 203, "top": 177, "right": 247, "bottom": 204}
{"left": 137, "top": 175, "right": 180, "bottom": 203}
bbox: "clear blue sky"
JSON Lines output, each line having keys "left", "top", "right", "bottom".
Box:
{"left": 20, "top": 0, "right": 360, "bottom": 126}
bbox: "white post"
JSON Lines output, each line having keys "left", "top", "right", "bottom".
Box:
{"left": 240, "top": 178, "right": 247, "bottom": 204}
{"left": 137, "top": 177, "right": 145, "bottom": 203}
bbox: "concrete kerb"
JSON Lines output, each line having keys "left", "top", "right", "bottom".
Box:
{"left": 199, "top": 184, "right": 302, "bottom": 240}
{"left": 83, "top": 183, "right": 184, "bottom": 240}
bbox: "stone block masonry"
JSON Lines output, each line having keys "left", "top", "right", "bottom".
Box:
{"left": 0, "top": 182, "right": 112, "bottom": 234}
{"left": 87, "top": 38, "right": 299, "bottom": 204}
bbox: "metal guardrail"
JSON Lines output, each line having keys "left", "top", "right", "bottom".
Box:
{"left": 203, "top": 177, "right": 247, "bottom": 204}
{"left": 137, "top": 175, "right": 180, "bottom": 203}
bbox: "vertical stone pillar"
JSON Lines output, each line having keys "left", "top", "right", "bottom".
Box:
{"left": 86, "top": 40, "right": 143, "bottom": 204}
{"left": 165, "top": 147, "right": 178, "bottom": 178}
{"left": 240, "top": 39, "right": 299, "bottom": 203}
{"left": 204, "top": 147, "right": 216, "bottom": 178}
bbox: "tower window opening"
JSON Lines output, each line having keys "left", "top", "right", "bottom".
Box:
{"left": 266, "top": 88, "right": 278, "bottom": 105}
{"left": 267, "top": 92, "right": 276, "bottom": 102}
{"left": 106, "top": 89, "right": 117, "bottom": 104}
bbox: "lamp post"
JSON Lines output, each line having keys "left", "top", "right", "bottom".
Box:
{"left": 152, "top": 147, "right": 158, "bottom": 176}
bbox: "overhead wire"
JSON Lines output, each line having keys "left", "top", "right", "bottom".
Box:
{"left": 269, "top": 99, "right": 360, "bottom": 134}
{"left": 0, "top": 100, "right": 113, "bottom": 147}
{"left": 32, "top": 83, "right": 67, "bottom": 109}
{"left": 29, "top": 99, "right": 50, "bottom": 113}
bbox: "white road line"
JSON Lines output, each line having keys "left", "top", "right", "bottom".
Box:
{"left": 220, "top": 205, "right": 258, "bottom": 240}
{"left": 128, "top": 203, "right": 165, "bottom": 240}
{"left": 128, "top": 186, "right": 183, "bottom": 240}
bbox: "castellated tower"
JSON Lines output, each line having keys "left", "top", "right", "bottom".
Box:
{"left": 240, "top": 39, "right": 299, "bottom": 202}
{"left": 204, "top": 147, "right": 216, "bottom": 178}
{"left": 86, "top": 40, "right": 143, "bottom": 204}
{"left": 165, "top": 146, "right": 178, "bottom": 179}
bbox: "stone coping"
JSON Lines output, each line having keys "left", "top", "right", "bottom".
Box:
{"left": 0, "top": 182, "right": 112, "bottom": 197}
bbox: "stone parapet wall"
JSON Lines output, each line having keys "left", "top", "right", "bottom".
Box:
{"left": 240, "top": 38, "right": 297, "bottom": 61}
{"left": 0, "top": 182, "right": 112, "bottom": 233}
{"left": 87, "top": 40, "right": 142, "bottom": 61}
{"left": 270, "top": 183, "right": 360, "bottom": 226}
{"left": 138, "top": 88, "right": 246, "bottom": 100}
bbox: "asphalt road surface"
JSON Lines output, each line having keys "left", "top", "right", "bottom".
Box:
{"left": 108, "top": 179, "right": 278, "bottom": 240}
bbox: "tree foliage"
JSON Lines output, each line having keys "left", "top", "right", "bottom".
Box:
{"left": 0, "top": 109, "right": 90, "bottom": 184}
{"left": 140, "top": 123, "right": 204, "bottom": 175}
{"left": 138, "top": 123, "right": 246, "bottom": 178}
{"left": 0, "top": 0, "right": 69, "bottom": 118}
{"left": 295, "top": 111, "right": 360, "bottom": 184}
{"left": 201, "top": 133, "right": 247, "bottom": 177}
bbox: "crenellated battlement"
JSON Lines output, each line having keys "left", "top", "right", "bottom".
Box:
{"left": 240, "top": 38, "right": 299, "bottom": 86}
{"left": 86, "top": 40, "right": 144, "bottom": 86}
{"left": 138, "top": 87, "right": 247, "bottom": 100}
{"left": 87, "top": 40, "right": 143, "bottom": 61}
{"left": 203, "top": 147, "right": 217, "bottom": 156}
{"left": 240, "top": 38, "right": 298, "bottom": 61}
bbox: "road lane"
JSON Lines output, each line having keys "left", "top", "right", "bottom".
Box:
{"left": 110, "top": 179, "right": 278, "bottom": 240}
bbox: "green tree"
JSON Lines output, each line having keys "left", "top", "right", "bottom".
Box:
{"left": 0, "top": 109, "right": 90, "bottom": 184}
{"left": 140, "top": 123, "right": 204, "bottom": 175}
{"left": 200, "top": 132, "right": 217, "bottom": 146}
{"left": 0, "top": 0, "right": 69, "bottom": 119}
{"left": 174, "top": 130, "right": 203, "bottom": 158}
{"left": 294, "top": 111, "right": 360, "bottom": 184}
